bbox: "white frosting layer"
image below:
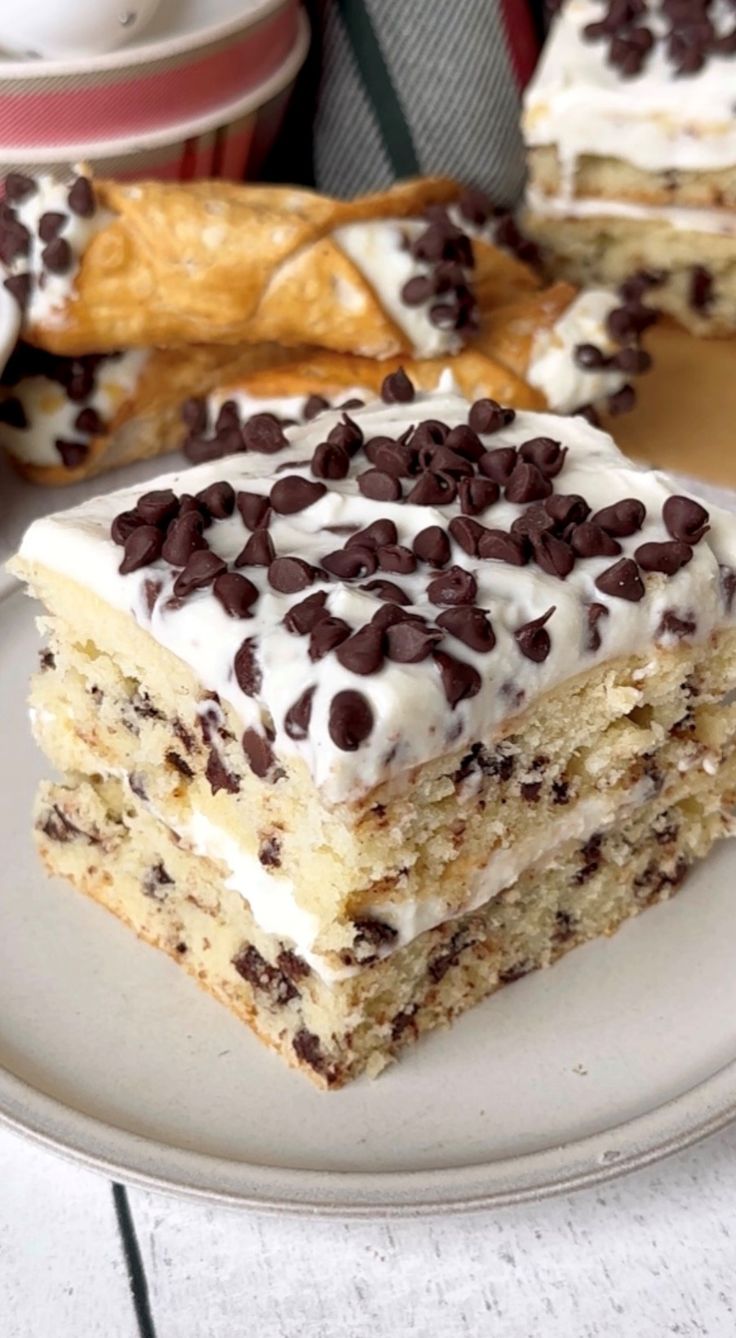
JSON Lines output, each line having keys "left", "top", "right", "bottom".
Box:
{"left": 2, "top": 349, "right": 147, "bottom": 467}
{"left": 527, "top": 288, "right": 628, "bottom": 413}
{"left": 17, "top": 388, "right": 736, "bottom": 806}
{"left": 6, "top": 172, "right": 109, "bottom": 328}
{"left": 523, "top": 0, "right": 736, "bottom": 180}
{"left": 334, "top": 219, "right": 467, "bottom": 358}
{"left": 526, "top": 184, "right": 736, "bottom": 237}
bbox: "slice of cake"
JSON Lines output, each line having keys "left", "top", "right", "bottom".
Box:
{"left": 522, "top": 0, "right": 736, "bottom": 334}
{"left": 10, "top": 375, "right": 736, "bottom": 1086}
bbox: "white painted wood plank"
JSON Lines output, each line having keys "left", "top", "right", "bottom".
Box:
{"left": 128, "top": 1126, "right": 736, "bottom": 1338}
{"left": 0, "top": 1128, "right": 135, "bottom": 1338}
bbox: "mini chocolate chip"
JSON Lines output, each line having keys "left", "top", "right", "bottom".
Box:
{"left": 436, "top": 606, "right": 495, "bottom": 652}
{"left": 111, "top": 509, "right": 142, "bottom": 545}
{"left": 444, "top": 424, "right": 485, "bottom": 462}
{"left": 448, "top": 515, "right": 484, "bottom": 556}
{"left": 433, "top": 650, "right": 482, "bottom": 707}
{"left": 361, "top": 579, "right": 411, "bottom": 604}
{"left": 385, "top": 620, "right": 441, "bottom": 662}
{"left": 595, "top": 557, "right": 645, "bottom": 602}
{"left": 662, "top": 495, "right": 710, "bottom": 545}
{"left": 74, "top": 406, "right": 104, "bottom": 436}
{"left": 406, "top": 471, "right": 456, "bottom": 506}
{"left": 38, "top": 211, "right": 66, "bottom": 243}
{"left": 213, "top": 571, "right": 259, "bottom": 617}
{"left": 427, "top": 565, "right": 477, "bottom": 605}
{"left": 216, "top": 401, "right": 240, "bottom": 433}
{"left": 55, "top": 440, "right": 88, "bottom": 468}
{"left": 270, "top": 475, "right": 326, "bottom": 514}
{"left": 607, "top": 385, "right": 637, "bottom": 416}
{"left": 368, "top": 440, "right": 414, "bottom": 477}
{"left": 311, "top": 441, "right": 350, "bottom": 479}
{"left": 519, "top": 436, "right": 566, "bottom": 477}
{"left": 310, "top": 615, "right": 351, "bottom": 661}
{"left": 635, "top": 540, "right": 693, "bottom": 574}
{"left": 510, "top": 503, "right": 554, "bottom": 541}
{"left": 545, "top": 494, "right": 590, "bottom": 527}
{"left": 236, "top": 490, "right": 271, "bottom": 531}
{"left": 411, "top": 419, "right": 448, "bottom": 453}
{"left": 413, "top": 526, "right": 451, "bottom": 567}
{"left": 4, "top": 273, "right": 31, "bottom": 310}
{"left": 515, "top": 607, "right": 555, "bottom": 662}
{"left": 381, "top": 368, "right": 415, "bottom": 403}
{"left": 284, "top": 590, "right": 328, "bottom": 635}
{"left": 430, "top": 445, "right": 474, "bottom": 478}
{"left": 592, "top": 498, "right": 646, "bottom": 537}
{"left": 327, "top": 415, "right": 363, "bottom": 454}
{"left": 196, "top": 481, "right": 235, "bottom": 519}
{"left": 478, "top": 529, "right": 529, "bottom": 565}
{"left": 377, "top": 543, "right": 416, "bottom": 574}
{"left": 658, "top": 611, "right": 697, "bottom": 641}
{"left": 328, "top": 690, "right": 374, "bottom": 750}
{"left": 137, "top": 488, "right": 179, "bottom": 527}
{"left": 468, "top": 398, "right": 510, "bottom": 434}
{"left": 234, "top": 639, "right": 262, "bottom": 695}
{"left": 285, "top": 685, "right": 316, "bottom": 739}
{"left": 206, "top": 750, "right": 240, "bottom": 795}
{"left": 505, "top": 461, "right": 552, "bottom": 504}
{"left": 42, "top": 237, "right": 72, "bottom": 274}
{"left": 68, "top": 176, "right": 95, "bottom": 218}
{"left": 0, "top": 210, "right": 30, "bottom": 266}
{"left": 358, "top": 469, "right": 402, "bottom": 502}
{"left": 119, "top": 524, "right": 164, "bottom": 574}
{"left": 531, "top": 531, "right": 575, "bottom": 578}
{"left": 689, "top": 265, "right": 713, "bottom": 313}
{"left": 235, "top": 529, "right": 275, "bottom": 567}
{"left": 173, "top": 549, "right": 227, "bottom": 598}
{"left": 4, "top": 173, "right": 36, "bottom": 203}
{"left": 347, "top": 518, "right": 398, "bottom": 550}
{"left": 242, "top": 413, "right": 288, "bottom": 453}
{"left": 614, "top": 347, "right": 652, "bottom": 375}
{"left": 574, "top": 342, "right": 608, "bottom": 369}
{"left": 458, "top": 476, "right": 500, "bottom": 515}
{"left": 268, "top": 556, "right": 316, "bottom": 593}
{"left": 242, "top": 728, "right": 276, "bottom": 778}
{"left": 570, "top": 522, "right": 622, "bottom": 558}
{"left": 304, "top": 394, "right": 330, "bottom": 420}
{"left": 336, "top": 623, "right": 385, "bottom": 674}
{"left": 0, "top": 395, "right": 27, "bottom": 428}
{"left": 322, "top": 546, "right": 377, "bottom": 579}
{"left": 586, "top": 602, "right": 609, "bottom": 652}
{"left": 162, "top": 513, "right": 207, "bottom": 566}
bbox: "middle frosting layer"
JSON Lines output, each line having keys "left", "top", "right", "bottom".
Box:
{"left": 19, "top": 384, "right": 736, "bottom": 804}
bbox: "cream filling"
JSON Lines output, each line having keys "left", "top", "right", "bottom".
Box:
{"left": 333, "top": 219, "right": 465, "bottom": 359}
{"left": 526, "top": 185, "right": 736, "bottom": 238}
{"left": 205, "top": 385, "right": 372, "bottom": 434}
{"left": 527, "top": 288, "right": 628, "bottom": 413}
{"left": 7, "top": 171, "right": 111, "bottom": 328}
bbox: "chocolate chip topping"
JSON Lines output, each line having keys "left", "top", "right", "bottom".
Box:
{"left": 284, "top": 590, "right": 328, "bottom": 635}
{"left": 531, "top": 531, "right": 575, "bottom": 579}
{"left": 478, "top": 529, "right": 529, "bottom": 565}
{"left": 284, "top": 685, "right": 316, "bottom": 739}
{"left": 311, "top": 441, "right": 350, "bottom": 479}
{"left": 689, "top": 265, "right": 713, "bottom": 313}
{"left": 4, "top": 173, "right": 36, "bottom": 204}
{"left": 236, "top": 490, "right": 271, "bottom": 531}
{"left": 595, "top": 557, "right": 645, "bottom": 602}
{"left": 427, "top": 565, "right": 477, "bottom": 606}
{"left": 448, "top": 515, "right": 484, "bottom": 556}
{"left": 119, "top": 525, "right": 163, "bottom": 575}
{"left": 270, "top": 475, "right": 326, "bottom": 514}
{"left": 162, "top": 513, "right": 207, "bottom": 566}
{"left": 197, "top": 481, "right": 235, "bottom": 519}
{"left": 242, "top": 728, "right": 277, "bottom": 779}
{"left": 662, "top": 495, "right": 710, "bottom": 545}
{"left": 310, "top": 616, "right": 351, "bottom": 661}
{"left": 68, "top": 176, "right": 96, "bottom": 218}
{"left": 385, "top": 620, "right": 442, "bottom": 662}
{"left": 42, "top": 237, "right": 72, "bottom": 275}
{"left": 413, "top": 525, "right": 451, "bottom": 567}
{"left": 358, "top": 469, "right": 402, "bottom": 502}
{"left": 268, "top": 556, "right": 316, "bottom": 593}
{"left": 433, "top": 650, "right": 482, "bottom": 706}
{"left": 505, "top": 461, "right": 553, "bottom": 504}
{"left": 570, "top": 522, "right": 622, "bottom": 558}
{"left": 469, "top": 398, "right": 513, "bottom": 435}
{"left": 4, "top": 273, "right": 31, "bottom": 310}
{"left": 137, "top": 488, "right": 179, "bottom": 527}
{"left": 235, "top": 529, "right": 275, "bottom": 568}
{"left": 436, "top": 606, "right": 496, "bottom": 652}
{"left": 635, "top": 540, "right": 693, "bottom": 574}
{"left": 213, "top": 571, "right": 259, "bottom": 617}
{"left": 519, "top": 436, "right": 567, "bottom": 478}
{"left": 336, "top": 623, "right": 385, "bottom": 675}
{"left": 381, "top": 368, "right": 415, "bottom": 404}
{"left": 242, "top": 414, "right": 289, "bottom": 454}
{"left": 545, "top": 493, "right": 591, "bottom": 527}
{"left": 322, "top": 546, "right": 376, "bottom": 579}
{"left": 173, "top": 549, "right": 227, "bottom": 598}
{"left": 55, "top": 439, "right": 89, "bottom": 469}
{"left": 515, "top": 608, "right": 555, "bottom": 662}
{"left": 458, "top": 476, "right": 500, "bottom": 515}
{"left": 592, "top": 498, "right": 646, "bottom": 537}
{"left": 38, "top": 211, "right": 66, "bottom": 243}
{"left": 234, "top": 638, "right": 262, "bottom": 695}
{"left": 74, "top": 406, "right": 104, "bottom": 436}
{"left": 328, "top": 690, "right": 374, "bottom": 750}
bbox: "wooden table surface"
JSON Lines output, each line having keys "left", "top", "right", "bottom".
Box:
{"left": 612, "top": 324, "right": 736, "bottom": 488}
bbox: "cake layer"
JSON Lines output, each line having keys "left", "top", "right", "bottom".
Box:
{"left": 28, "top": 613, "right": 736, "bottom": 978}
{"left": 35, "top": 764, "right": 736, "bottom": 1087}
{"left": 527, "top": 148, "right": 736, "bottom": 225}
{"left": 523, "top": 212, "right": 736, "bottom": 336}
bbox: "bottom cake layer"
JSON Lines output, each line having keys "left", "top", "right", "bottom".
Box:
{"left": 34, "top": 760, "right": 736, "bottom": 1088}
{"left": 522, "top": 209, "right": 736, "bottom": 337}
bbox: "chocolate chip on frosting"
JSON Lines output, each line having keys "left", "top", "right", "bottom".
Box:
{"left": 586, "top": 602, "right": 609, "bottom": 652}
{"left": 242, "top": 727, "right": 277, "bottom": 779}
{"left": 283, "top": 590, "right": 328, "bottom": 635}
{"left": 377, "top": 543, "right": 416, "bottom": 574}
{"left": 235, "top": 529, "right": 275, "bottom": 568}
{"left": 68, "top": 176, "right": 96, "bottom": 218}
{"left": 468, "top": 398, "right": 513, "bottom": 435}
{"left": 381, "top": 368, "right": 415, "bottom": 404}
{"left": 448, "top": 515, "right": 485, "bottom": 557}
{"left": 173, "top": 549, "right": 227, "bottom": 598}
{"left": 635, "top": 540, "right": 693, "bottom": 574}
{"left": 336, "top": 623, "right": 385, "bottom": 675}
{"left": 4, "top": 272, "right": 31, "bottom": 310}
{"left": 4, "top": 172, "right": 36, "bottom": 204}
{"left": 111, "top": 509, "right": 142, "bottom": 545}
{"left": 327, "top": 414, "right": 363, "bottom": 454}
{"left": 136, "top": 488, "right": 179, "bottom": 527}
{"left": 213, "top": 572, "right": 259, "bottom": 617}
{"left": 328, "top": 690, "right": 374, "bottom": 750}
{"left": 161, "top": 513, "right": 207, "bottom": 566}
{"left": 406, "top": 471, "right": 456, "bottom": 506}
{"left": 234, "top": 638, "right": 262, "bottom": 695}
{"left": 592, "top": 498, "right": 646, "bottom": 537}
{"left": 55, "top": 439, "right": 88, "bottom": 468}
{"left": 505, "top": 461, "right": 553, "bottom": 504}
{"left": 433, "top": 650, "right": 482, "bottom": 707}
{"left": 268, "top": 556, "right": 317, "bottom": 593}
{"left": 531, "top": 531, "right": 575, "bottom": 579}
{"left": 311, "top": 441, "right": 350, "bottom": 479}
{"left": 74, "top": 406, "right": 104, "bottom": 436}
{"left": 358, "top": 469, "right": 403, "bottom": 502}
{"left": 478, "top": 446, "right": 518, "bottom": 484}
{"left": 362, "top": 579, "right": 411, "bottom": 604}
{"left": 303, "top": 394, "right": 330, "bottom": 421}
{"left": 519, "top": 436, "right": 567, "bottom": 478}
{"left": 436, "top": 606, "right": 496, "bottom": 652}
{"left": 569, "top": 522, "right": 622, "bottom": 558}
{"left": 427, "top": 565, "right": 477, "bottom": 606}
{"left": 310, "top": 616, "right": 351, "bottom": 661}
{"left": 196, "top": 481, "right": 235, "bottom": 519}
{"left": 322, "top": 546, "right": 377, "bottom": 579}
{"left": 458, "top": 476, "right": 500, "bottom": 515}
{"left": 41, "top": 237, "right": 72, "bottom": 275}
{"left": 444, "top": 424, "right": 484, "bottom": 462}
{"left": 270, "top": 475, "right": 326, "bottom": 514}
{"left": 38, "top": 211, "right": 66, "bottom": 243}
{"left": 595, "top": 557, "right": 645, "bottom": 602}
{"left": 242, "top": 414, "right": 289, "bottom": 454}
{"left": 545, "top": 493, "right": 591, "bottom": 528}
{"left": 413, "top": 525, "right": 451, "bottom": 567}
{"left": 0, "top": 395, "right": 27, "bottom": 428}
{"left": 236, "top": 490, "right": 271, "bottom": 532}
{"left": 515, "top": 607, "right": 555, "bottom": 662}
{"left": 347, "top": 518, "right": 398, "bottom": 550}
{"left": 662, "top": 495, "right": 710, "bottom": 545}
{"left": 478, "top": 529, "right": 529, "bottom": 565}
{"left": 284, "top": 685, "right": 316, "bottom": 739}
{"left": 688, "top": 265, "right": 713, "bottom": 313}
{"left": 510, "top": 503, "right": 554, "bottom": 541}
{"left": 119, "top": 525, "right": 163, "bottom": 575}
{"left": 385, "top": 620, "right": 442, "bottom": 663}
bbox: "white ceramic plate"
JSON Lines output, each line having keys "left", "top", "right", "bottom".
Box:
{"left": 2, "top": 458, "right": 736, "bottom": 1216}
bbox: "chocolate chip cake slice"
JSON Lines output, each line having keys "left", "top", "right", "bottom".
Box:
{"left": 11, "top": 374, "right": 736, "bottom": 1086}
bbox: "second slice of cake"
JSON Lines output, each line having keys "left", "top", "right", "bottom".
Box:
{"left": 11, "top": 377, "right": 736, "bottom": 1085}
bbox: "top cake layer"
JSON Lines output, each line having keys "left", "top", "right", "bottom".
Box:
{"left": 523, "top": 0, "right": 736, "bottom": 176}
{"left": 15, "top": 379, "right": 736, "bottom": 805}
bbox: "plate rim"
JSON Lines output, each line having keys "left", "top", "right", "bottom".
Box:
{"left": 1, "top": 1056, "right": 735, "bottom": 1216}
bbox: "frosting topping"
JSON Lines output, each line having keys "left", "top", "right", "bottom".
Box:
{"left": 18, "top": 381, "right": 736, "bottom": 805}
